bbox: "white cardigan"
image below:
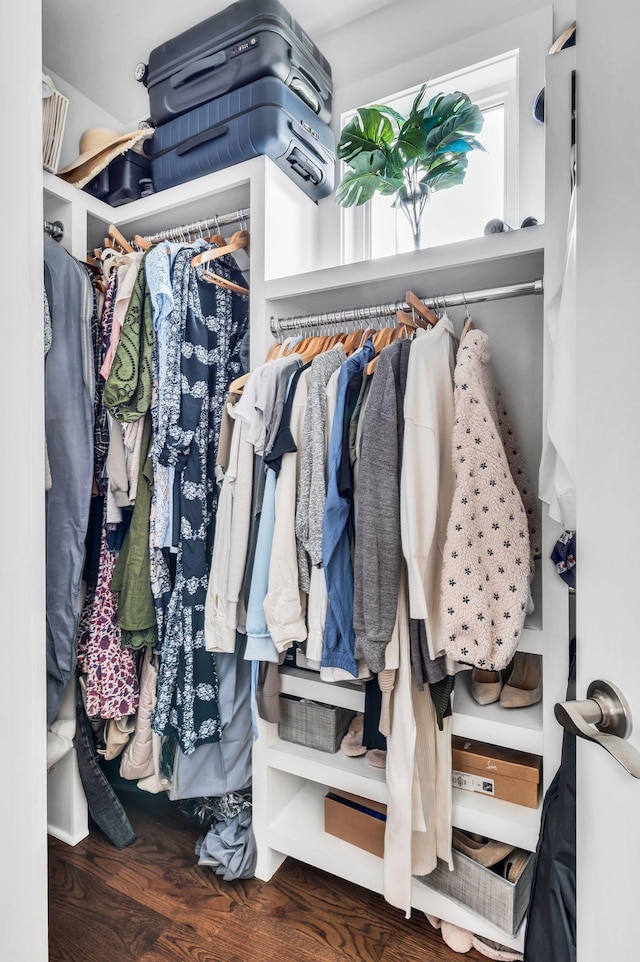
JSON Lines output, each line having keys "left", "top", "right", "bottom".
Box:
{"left": 400, "top": 316, "right": 457, "bottom": 658}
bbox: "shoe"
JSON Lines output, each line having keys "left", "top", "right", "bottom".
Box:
{"left": 499, "top": 652, "right": 542, "bottom": 708}
{"left": 365, "top": 748, "right": 387, "bottom": 769}
{"left": 471, "top": 935, "right": 524, "bottom": 960}
{"left": 452, "top": 828, "right": 515, "bottom": 867}
{"left": 340, "top": 713, "right": 366, "bottom": 757}
{"left": 470, "top": 668, "right": 504, "bottom": 705}
{"left": 502, "top": 848, "right": 530, "bottom": 883}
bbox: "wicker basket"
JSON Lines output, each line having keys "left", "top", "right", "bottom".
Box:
{"left": 278, "top": 695, "right": 355, "bottom": 753}
{"left": 416, "top": 848, "right": 535, "bottom": 937}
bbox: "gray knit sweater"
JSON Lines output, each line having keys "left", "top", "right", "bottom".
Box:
{"left": 353, "top": 339, "right": 411, "bottom": 672}
{"left": 295, "top": 345, "right": 346, "bottom": 592}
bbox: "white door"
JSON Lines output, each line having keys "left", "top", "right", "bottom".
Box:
{"left": 0, "top": 1, "right": 49, "bottom": 961}
{"left": 575, "top": 2, "right": 640, "bottom": 960}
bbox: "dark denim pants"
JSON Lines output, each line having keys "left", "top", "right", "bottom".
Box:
{"left": 74, "top": 679, "right": 136, "bottom": 850}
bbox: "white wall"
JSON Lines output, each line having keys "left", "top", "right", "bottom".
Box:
{"left": 320, "top": 0, "right": 576, "bottom": 89}
{"left": 0, "top": 1, "right": 48, "bottom": 961}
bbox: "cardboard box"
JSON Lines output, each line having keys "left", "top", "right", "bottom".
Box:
{"left": 324, "top": 789, "right": 387, "bottom": 858}
{"left": 452, "top": 736, "right": 542, "bottom": 809}
{"left": 418, "top": 848, "right": 535, "bottom": 937}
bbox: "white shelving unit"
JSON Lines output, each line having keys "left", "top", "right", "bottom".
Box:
{"left": 43, "top": 154, "right": 320, "bottom": 846}
{"left": 252, "top": 46, "right": 577, "bottom": 956}
{"left": 44, "top": 43, "right": 575, "bottom": 956}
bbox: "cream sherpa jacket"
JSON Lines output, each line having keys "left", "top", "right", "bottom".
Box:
{"left": 440, "top": 330, "right": 536, "bottom": 671}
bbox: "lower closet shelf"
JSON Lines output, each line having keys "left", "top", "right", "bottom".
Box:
{"left": 266, "top": 781, "right": 527, "bottom": 952}
{"left": 265, "top": 737, "right": 387, "bottom": 803}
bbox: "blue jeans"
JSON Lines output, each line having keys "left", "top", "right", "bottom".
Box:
{"left": 74, "top": 679, "right": 136, "bottom": 850}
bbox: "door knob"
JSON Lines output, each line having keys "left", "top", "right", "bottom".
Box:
{"left": 555, "top": 679, "right": 640, "bottom": 778}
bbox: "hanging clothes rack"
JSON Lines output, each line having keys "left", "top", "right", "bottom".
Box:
{"left": 137, "top": 207, "right": 251, "bottom": 245}
{"left": 44, "top": 219, "right": 64, "bottom": 241}
{"left": 270, "top": 279, "right": 543, "bottom": 338}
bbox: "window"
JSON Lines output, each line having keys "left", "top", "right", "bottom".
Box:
{"left": 341, "top": 52, "right": 518, "bottom": 262}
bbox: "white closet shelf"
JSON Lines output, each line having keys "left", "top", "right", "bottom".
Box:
{"left": 264, "top": 225, "right": 545, "bottom": 313}
{"left": 265, "top": 736, "right": 387, "bottom": 803}
{"left": 452, "top": 787, "right": 541, "bottom": 853}
{"left": 452, "top": 670, "right": 544, "bottom": 755}
{"left": 279, "top": 663, "right": 543, "bottom": 755}
{"left": 279, "top": 665, "right": 366, "bottom": 712}
{"left": 267, "top": 780, "right": 526, "bottom": 952}
{"left": 266, "top": 735, "right": 540, "bottom": 851}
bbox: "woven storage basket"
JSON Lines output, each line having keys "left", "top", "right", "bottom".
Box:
{"left": 416, "top": 848, "right": 535, "bottom": 936}
{"left": 278, "top": 695, "right": 355, "bottom": 753}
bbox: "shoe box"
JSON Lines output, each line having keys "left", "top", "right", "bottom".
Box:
{"left": 324, "top": 789, "right": 387, "bottom": 858}
{"left": 452, "top": 736, "right": 542, "bottom": 809}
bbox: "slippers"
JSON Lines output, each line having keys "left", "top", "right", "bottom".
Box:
{"left": 471, "top": 935, "right": 524, "bottom": 960}
{"left": 365, "top": 748, "right": 386, "bottom": 769}
{"left": 340, "top": 712, "right": 366, "bottom": 757}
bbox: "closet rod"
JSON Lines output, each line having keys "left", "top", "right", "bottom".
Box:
{"left": 44, "top": 219, "right": 64, "bottom": 241}
{"left": 138, "top": 207, "right": 251, "bottom": 244}
{"left": 270, "top": 279, "right": 543, "bottom": 336}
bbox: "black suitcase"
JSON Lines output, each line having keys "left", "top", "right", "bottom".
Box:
{"left": 83, "top": 149, "right": 154, "bottom": 206}
{"left": 151, "top": 76, "right": 335, "bottom": 202}
{"left": 138, "top": 0, "right": 333, "bottom": 127}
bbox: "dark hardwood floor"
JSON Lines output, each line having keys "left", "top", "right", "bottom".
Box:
{"left": 48, "top": 791, "right": 485, "bottom": 962}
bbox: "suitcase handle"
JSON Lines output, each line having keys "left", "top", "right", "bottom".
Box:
{"left": 284, "top": 145, "right": 323, "bottom": 187}
{"left": 288, "top": 47, "right": 330, "bottom": 102}
{"left": 171, "top": 51, "right": 228, "bottom": 88}
{"left": 288, "top": 119, "right": 334, "bottom": 165}
{"left": 175, "top": 124, "right": 229, "bottom": 156}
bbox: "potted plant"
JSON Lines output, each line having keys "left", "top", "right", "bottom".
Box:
{"left": 336, "top": 85, "right": 485, "bottom": 251}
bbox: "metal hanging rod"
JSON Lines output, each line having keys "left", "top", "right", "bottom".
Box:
{"left": 44, "top": 219, "right": 64, "bottom": 241}
{"left": 139, "top": 207, "right": 251, "bottom": 244}
{"left": 270, "top": 279, "right": 544, "bottom": 337}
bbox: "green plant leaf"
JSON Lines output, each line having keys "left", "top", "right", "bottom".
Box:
{"left": 337, "top": 107, "right": 395, "bottom": 162}
{"left": 421, "top": 154, "right": 469, "bottom": 190}
{"left": 435, "top": 138, "right": 475, "bottom": 154}
{"left": 335, "top": 151, "right": 404, "bottom": 207}
{"left": 410, "top": 83, "right": 429, "bottom": 116}
{"left": 368, "top": 103, "right": 406, "bottom": 128}
{"left": 393, "top": 120, "right": 428, "bottom": 165}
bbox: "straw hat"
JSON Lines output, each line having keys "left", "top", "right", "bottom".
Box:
{"left": 57, "top": 126, "right": 153, "bottom": 189}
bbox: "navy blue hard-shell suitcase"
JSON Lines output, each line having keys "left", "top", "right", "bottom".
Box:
{"left": 151, "top": 76, "right": 335, "bottom": 201}
{"left": 138, "top": 0, "right": 333, "bottom": 127}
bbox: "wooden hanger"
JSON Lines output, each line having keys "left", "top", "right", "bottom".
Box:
{"left": 206, "top": 233, "right": 227, "bottom": 247}
{"left": 201, "top": 269, "right": 249, "bottom": 296}
{"left": 107, "top": 223, "right": 134, "bottom": 254}
{"left": 191, "top": 230, "right": 250, "bottom": 268}
{"left": 405, "top": 290, "right": 439, "bottom": 329}
{"left": 133, "top": 233, "right": 153, "bottom": 251}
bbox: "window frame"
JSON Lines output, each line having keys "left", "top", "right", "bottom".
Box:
{"left": 340, "top": 53, "right": 519, "bottom": 263}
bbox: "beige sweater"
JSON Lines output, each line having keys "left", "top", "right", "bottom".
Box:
{"left": 440, "top": 330, "right": 533, "bottom": 671}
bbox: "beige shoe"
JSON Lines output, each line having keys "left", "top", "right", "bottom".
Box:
{"left": 499, "top": 652, "right": 542, "bottom": 708}
{"left": 452, "top": 828, "right": 515, "bottom": 867}
{"left": 471, "top": 668, "right": 504, "bottom": 705}
{"left": 502, "top": 848, "right": 530, "bottom": 882}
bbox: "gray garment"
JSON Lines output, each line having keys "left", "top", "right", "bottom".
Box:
{"left": 243, "top": 454, "right": 266, "bottom": 610}
{"left": 44, "top": 235, "right": 94, "bottom": 724}
{"left": 409, "top": 618, "right": 450, "bottom": 688}
{"left": 353, "top": 339, "right": 411, "bottom": 672}
{"left": 169, "top": 633, "right": 252, "bottom": 799}
{"left": 195, "top": 802, "right": 257, "bottom": 881}
{"left": 295, "top": 345, "right": 346, "bottom": 591}
{"left": 263, "top": 356, "right": 302, "bottom": 456}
